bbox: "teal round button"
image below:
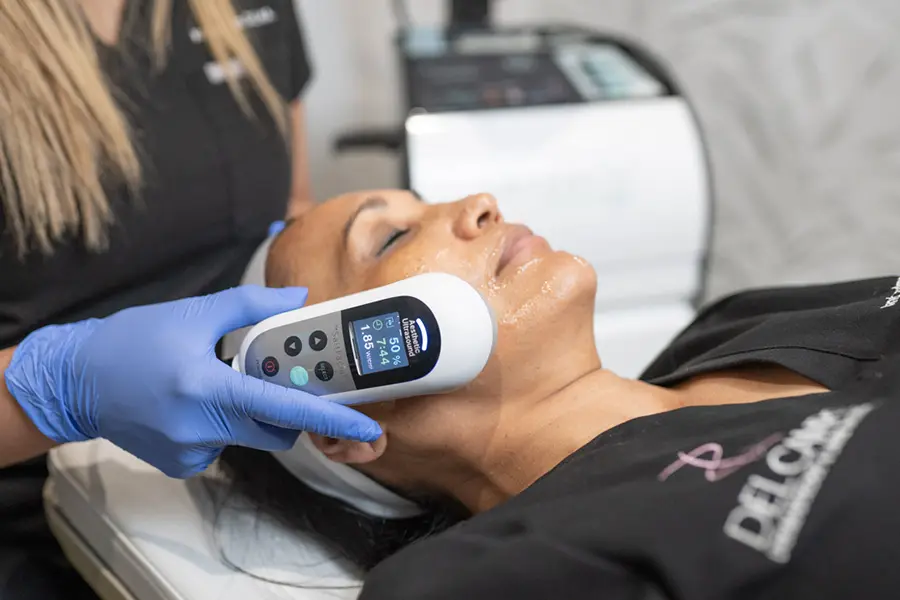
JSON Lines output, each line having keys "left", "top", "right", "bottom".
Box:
{"left": 289, "top": 366, "right": 309, "bottom": 387}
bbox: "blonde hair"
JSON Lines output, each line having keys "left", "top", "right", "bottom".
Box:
{"left": 0, "top": 0, "right": 287, "bottom": 256}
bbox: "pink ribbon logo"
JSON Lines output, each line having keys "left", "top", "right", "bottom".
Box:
{"left": 657, "top": 433, "right": 784, "bottom": 482}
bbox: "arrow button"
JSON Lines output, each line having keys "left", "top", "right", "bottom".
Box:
{"left": 284, "top": 336, "right": 302, "bottom": 357}
{"left": 309, "top": 330, "right": 328, "bottom": 352}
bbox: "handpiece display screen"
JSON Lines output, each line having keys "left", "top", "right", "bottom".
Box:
{"left": 351, "top": 312, "right": 409, "bottom": 375}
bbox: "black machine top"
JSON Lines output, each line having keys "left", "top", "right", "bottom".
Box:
{"left": 400, "top": 27, "right": 674, "bottom": 113}
{"left": 361, "top": 276, "right": 900, "bottom": 600}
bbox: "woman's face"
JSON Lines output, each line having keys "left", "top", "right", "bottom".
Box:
{"left": 267, "top": 190, "right": 600, "bottom": 491}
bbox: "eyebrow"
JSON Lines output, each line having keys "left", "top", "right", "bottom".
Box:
{"left": 343, "top": 196, "right": 388, "bottom": 249}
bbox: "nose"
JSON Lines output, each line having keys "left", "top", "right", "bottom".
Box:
{"left": 453, "top": 193, "right": 502, "bottom": 240}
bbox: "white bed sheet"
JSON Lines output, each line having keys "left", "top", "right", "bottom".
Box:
{"left": 46, "top": 440, "right": 362, "bottom": 600}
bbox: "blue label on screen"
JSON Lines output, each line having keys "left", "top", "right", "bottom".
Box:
{"left": 352, "top": 312, "right": 409, "bottom": 375}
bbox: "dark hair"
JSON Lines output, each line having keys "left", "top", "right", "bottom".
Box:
{"left": 216, "top": 446, "right": 468, "bottom": 572}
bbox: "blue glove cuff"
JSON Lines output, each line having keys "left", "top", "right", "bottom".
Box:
{"left": 6, "top": 322, "right": 99, "bottom": 444}
{"left": 268, "top": 220, "right": 286, "bottom": 237}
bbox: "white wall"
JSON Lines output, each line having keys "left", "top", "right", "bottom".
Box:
{"left": 295, "top": 0, "right": 900, "bottom": 301}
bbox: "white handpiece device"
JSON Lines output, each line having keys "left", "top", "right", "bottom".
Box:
{"left": 234, "top": 273, "right": 497, "bottom": 406}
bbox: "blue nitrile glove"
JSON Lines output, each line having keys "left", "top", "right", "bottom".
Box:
{"left": 268, "top": 220, "right": 286, "bottom": 237}
{"left": 5, "top": 286, "right": 382, "bottom": 478}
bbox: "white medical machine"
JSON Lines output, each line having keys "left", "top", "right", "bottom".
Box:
{"left": 234, "top": 273, "right": 497, "bottom": 405}
{"left": 43, "top": 23, "right": 710, "bottom": 600}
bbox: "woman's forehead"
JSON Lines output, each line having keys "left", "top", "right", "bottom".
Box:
{"left": 283, "top": 191, "right": 381, "bottom": 244}
{"left": 299, "top": 189, "right": 418, "bottom": 231}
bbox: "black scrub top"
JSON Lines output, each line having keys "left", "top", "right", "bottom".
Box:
{"left": 0, "top": 0, "right": 311, "bottom": 348}
{"left": 0, "top": 0, "right": 311, "bottom": 591}
{"left": 361, "top": 276, "right": 900, "bottom": 600}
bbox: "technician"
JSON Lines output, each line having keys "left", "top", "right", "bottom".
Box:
{"left": 0, "top": 1, "right": 380, "bottom": 599}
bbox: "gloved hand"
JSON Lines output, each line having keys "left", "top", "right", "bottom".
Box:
{"left": 5, "top": 286, "right": 382, "bottom": 478}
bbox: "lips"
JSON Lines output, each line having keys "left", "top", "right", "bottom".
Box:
{"left": 496, "top": 225, "right": 541, "bottom": 276}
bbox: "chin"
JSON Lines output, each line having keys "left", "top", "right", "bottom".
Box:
{"left": 493, "top": 251, "right": 596, "bottom": 328}
{"left": 544, "top": 251, "right": 598, "bottom": 303}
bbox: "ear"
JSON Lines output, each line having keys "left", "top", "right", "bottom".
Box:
{"left": 308, "top": 431, "right": 387, "bottom": 465}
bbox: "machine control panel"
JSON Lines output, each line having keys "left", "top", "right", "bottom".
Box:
{"left": 243, "top": 296, "right": 443, "bottom": 396}
{"left": 244, "top": 311, "right": 357, "bottom": 397}
{"left": 407, "top": 52, "right": 583, "bottom": 111}
{"left": 403, "top": 29, "right": 669, "bottom": 113}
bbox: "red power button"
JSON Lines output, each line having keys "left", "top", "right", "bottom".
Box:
{"left": 262, "top": 356, "right": 280, "bottom": 377}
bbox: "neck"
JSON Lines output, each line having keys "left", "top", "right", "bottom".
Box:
{"left": 444, "top": 368, "right": 684, "bottom": 513}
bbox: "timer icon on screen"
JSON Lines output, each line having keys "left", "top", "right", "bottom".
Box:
{"left": 373, "top": 319, "right": 384, "bottom": 331}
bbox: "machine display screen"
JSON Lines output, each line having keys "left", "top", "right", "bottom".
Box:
{"left": 351, "top": 312, "right": 409, "bottom": 375}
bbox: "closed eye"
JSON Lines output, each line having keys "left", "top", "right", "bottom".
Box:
{"left": 377, "top": 229, "right": 409, "bottom": 257}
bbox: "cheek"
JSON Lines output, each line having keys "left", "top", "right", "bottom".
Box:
{"left": 367, "top": 241, "right": 494, "bottom": 292}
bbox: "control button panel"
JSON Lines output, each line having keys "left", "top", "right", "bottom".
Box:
{"left": 244, "top": 312, "right": 355, "bottom": 397}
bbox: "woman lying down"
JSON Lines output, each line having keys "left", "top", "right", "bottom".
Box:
{"left": 220, "top": 189, "right": 900, "bottom": 599}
